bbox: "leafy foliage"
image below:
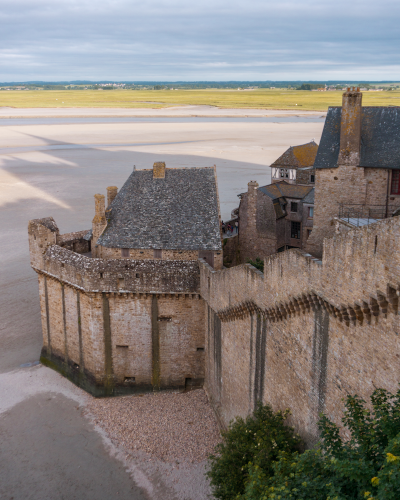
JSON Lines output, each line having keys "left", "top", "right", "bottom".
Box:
{"left": 239, "top": 388, "right": 400, "bottom": 500}
{"left": 206, "top": 403, "right": 302, "bottom": 500}
{"left": 247, "top": 258, "right": 264, "bottom": 272}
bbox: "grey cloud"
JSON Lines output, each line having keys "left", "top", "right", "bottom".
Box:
{"left": 0, "top": 0, "right": 399, "bottom": 80}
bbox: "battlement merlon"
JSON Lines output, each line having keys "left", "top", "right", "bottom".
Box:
{"left": 201, "top": 215, "right": 400, "bottom": 321}
{"left": 28, "top": 217, "right": 60, "bottom": 269}
{"left": 31, "top": 243, "right": 201, "bottom": 295}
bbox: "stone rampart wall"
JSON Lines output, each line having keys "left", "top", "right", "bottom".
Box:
{"left": 202, "top": 216, "right": 400, "bottom": 445}
{"left": 29, "top": 217, "right": 205, "bottom": 396}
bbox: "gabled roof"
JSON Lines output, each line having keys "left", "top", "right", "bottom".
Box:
{"left": 96, "top": 167, "right": 222, "bottom": 251}
{"left": 259, "top": 181, "right": 314, "bottom": 201}
{"left": 314, "top": 106, "right": 400, "bottom": 169}
{"left": 270, "top": 141, "right": 318, "bottom": 169}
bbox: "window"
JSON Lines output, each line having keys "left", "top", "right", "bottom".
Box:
{"left": 391, "top": 170, "right": 400, "bottom": 195}
{"left": 310, "top": 174, "right": 315, "bottom": 183}
{"left": 280, "top": 168, "right": 289, "bottom": 179}
{"left": 153, "top": 249, "right": 162, "bottom": 259}
{"left": 291, "top": 221, "right": 301, "bottom": 239}
{"left": 308, "top": 207, "right": 314, "bottom": 218}
{"left": 121, "top": 248, "right": 129, "bottom": 257}
{"left": 291, "top": 202, "right": 298, "bottom": 213}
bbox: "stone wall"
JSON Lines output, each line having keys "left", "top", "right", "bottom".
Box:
{"left": 202, "top": 216, "right": 400, "bottom": 445}
{"left": 237, "top": 182, "right": 277, "bottom": 263}
{"left": 97, "top": 246, "right": 223, "bottom": 270}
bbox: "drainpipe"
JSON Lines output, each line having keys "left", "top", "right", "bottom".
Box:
{"left": 385, "top": 169, "right": 390, "bottom": 218}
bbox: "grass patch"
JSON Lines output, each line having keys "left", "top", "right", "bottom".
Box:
{"left": 0, "top": 89, "right": 400, "bottom": 111}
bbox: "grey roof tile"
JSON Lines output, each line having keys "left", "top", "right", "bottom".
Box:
{"left": 315, "top": 106, "right": 400, "bottom": 169}
{"left": 97, "top": 167, "right": 222, "bottom": 251}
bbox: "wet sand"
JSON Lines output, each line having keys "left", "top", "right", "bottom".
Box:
{"left": 0, "top": 104, "right": 325, "bottom": 118}
{"left": 0, "top": 109, "right": 324, "bottom": 499}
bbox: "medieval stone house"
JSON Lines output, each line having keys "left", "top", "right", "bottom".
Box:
{"left": 91, "top": 162, "right": 223, "bottom": 269}
{"left": 28, "top": 163, "right": 221, "bottom": 396}
{"left": 306, "top": 88, "right": 400, "bottom": 257}
{"left": 236, "top": 180, "right": 314, "bottom": 263}
{"left": 270, "top": 140, "right": 318, "bottom": 185}
{"left": 225, "top": 142, "right": 317, "bottom": 265}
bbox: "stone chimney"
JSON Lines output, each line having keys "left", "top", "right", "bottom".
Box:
{"left": 338, "top": 87, "right": 362, "bottom": 166}
{"left": 248, "top": 180, "right": 259, "bottom": 194}
{"left": 153, "top": 162, "right": 166, "bottom": 179}
{"left": 92, "top": 194, "right": 107, "bottom": 257}
{"left": 106, "top": 186, "right": 118, "bottom": 207}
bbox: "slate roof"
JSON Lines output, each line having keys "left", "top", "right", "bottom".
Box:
{"left": 96, "top": 167, "right": 222, "bottom": 251}
{"left": 314, "top": 106, "right": 400, "bottom": 169}
{"left": 270, "top": 141, "right": 318, "bottom": 169}
{"left": 259, "top": 181, "right": 314, "bottom": 201}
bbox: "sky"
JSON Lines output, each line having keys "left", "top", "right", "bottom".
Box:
{"left": 1, "top": 0, "right": 399, "bottom": 82}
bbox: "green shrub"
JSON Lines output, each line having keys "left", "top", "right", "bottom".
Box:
{"left": 207, "top": 403, "right": 302, "bottom": 500}
{"left": 240, "top": 388, "right": 400, "bottom": 500}
{"left": 247, "top": 258, "right": 264, "bottom": 272}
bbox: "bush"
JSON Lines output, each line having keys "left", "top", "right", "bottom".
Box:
{"left": 240, "top": 388, "right": 400, "bottom": 500}
{"left": 207, "top": 403, "right": 302, "bottom": 500}
{"left": 247, "top": 258, "right": 264, "bottom": 272}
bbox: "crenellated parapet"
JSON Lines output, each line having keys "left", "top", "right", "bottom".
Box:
{"left": 201, "top": 216, "right": 400, "bottom": 327}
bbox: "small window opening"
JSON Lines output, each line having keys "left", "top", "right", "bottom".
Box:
{"left": 391, "top": 170, "right": 400, "bottom": 195}
{"left": 136, "top": 273, "right": 140, "bottom": 278}
{"left": 308, "top": 207, "right": 314, "bottom": 218}
{"left": 124, "top": 377, "right": 135, "bottom": 384}
{"left": 310, "top": 174, "right": 315, "bottom": 183}
{"left": 34, "top": 234, "right": 36, "bottom": 240}
{"left": 157, "top": 316, "right": 172, "bottom": 322}
{"left": 197, "top": 347, "right": 205, "bottom": 352}
{"left": 61, "top": 263, "right": 65, "bottom": 268}
{"left": 291, "top": 202, "right": 298, "bottom": 213}
{"left": 99, "top": 272, "right": 103, "bottom": 278}
{"left": 121, "top": 248, "right": 129, "bottom": 258}
{"left": 116, "top": 345, "right": 129, "bottom": 349}
{"left": 374, "top": 235, "right": 378, "bottom": 254}
{"left": 291, "top": 221, "right": 301, "bottom": 239}
{"left": 280, "top": 168, "right": 289, "bottom": 179}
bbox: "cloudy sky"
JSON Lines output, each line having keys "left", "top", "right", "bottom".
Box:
{"left": 1, "top": 0, "right": 399, "bottom": 81}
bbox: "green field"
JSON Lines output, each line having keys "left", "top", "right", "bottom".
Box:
{"left": 1, "top": 89, "right": 400, "bottom": 111}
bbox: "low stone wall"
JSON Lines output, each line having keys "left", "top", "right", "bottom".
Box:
{"left": 202, "top": 216, "right": 400, "bottom": 445}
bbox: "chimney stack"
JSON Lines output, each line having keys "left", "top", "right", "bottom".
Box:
{"left": 338, "top": 88, "right": 362, "bottom": 166}
{"left": 107, "top": 186, "right": 118, "bottom": 207}
{"left": 153, "top": 162, "right": 166, "bottom": 179}
{"left": 93, "top": 194, "right": 106, "bottom": 224}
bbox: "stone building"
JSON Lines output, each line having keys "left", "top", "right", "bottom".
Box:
{"left": 234, "top": 180, "right": 314, "bottom": 263}
{"left": 28, "top": 163, "right": 222, "bottom": 396}
{"left": 224, "top": 142, "right": 317, "bottom": 265}
{"left": 271, "top": 140, "right": 318, "bottom": 185}
{"left": 92, "top": 162, "right": 223, "bottom": 270}
{"left": 306, "top": 88, "right": 400, "bottom": 257}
